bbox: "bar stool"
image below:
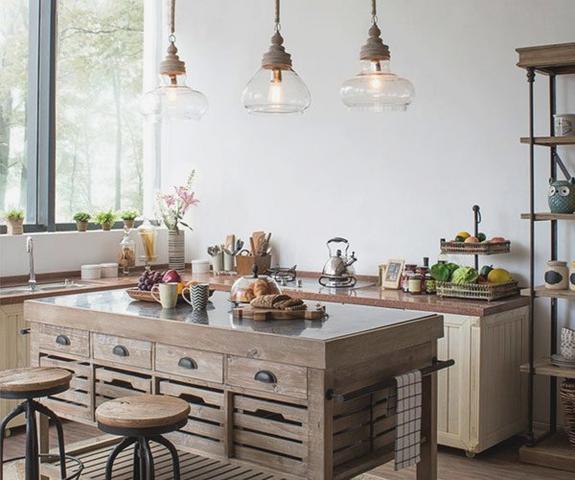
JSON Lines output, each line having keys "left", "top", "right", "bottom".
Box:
{"left": 0, "top": 367, "right": 84, "bottom": 480}
{"left": 96, "top": 394, "right": 190, "bottom": 480}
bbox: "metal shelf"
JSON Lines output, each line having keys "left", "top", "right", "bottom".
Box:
{"left": 520, "top": 136, "right": 575, "bottom": 146}
{"left": 521, "top": 213, "right": 575, "bottom": 221}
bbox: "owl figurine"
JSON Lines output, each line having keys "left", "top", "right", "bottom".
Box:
{"left": 548, "top": 177, "right": 575, "bottom": 214}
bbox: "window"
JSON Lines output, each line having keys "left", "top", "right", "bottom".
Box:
{"left": 0, "top": 0, "right": 149, "bottom": 231}
{"left": 0, "top": 0, "right": 30, "bottom": 220}
{"left": 55, "top": 0, "right": 144, "bottom": 222}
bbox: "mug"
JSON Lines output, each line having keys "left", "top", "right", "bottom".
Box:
{"left": 182, "top": 283, "right": 210, "bottom": 310}
{"left": 151, "top": 282, "right": 178, "bottom": 309}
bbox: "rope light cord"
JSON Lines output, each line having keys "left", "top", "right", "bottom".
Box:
{"left": 169, "top": 0, "right": 176, "bottom": 39}
{"left": 371, "top": 0, "right": 379, "bottom": 25}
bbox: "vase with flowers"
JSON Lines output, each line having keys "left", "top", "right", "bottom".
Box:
{"left": 156, "top": 171, "right": 199, "bottom": 272}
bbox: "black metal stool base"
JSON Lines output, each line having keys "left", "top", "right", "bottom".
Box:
{"left": 0, "top": 398, "right": 83, "bottom": 480}
{"left": 105, "top": 435, "right": 181, "bottom": 480}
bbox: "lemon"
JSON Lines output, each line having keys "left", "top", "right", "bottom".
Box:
{"left": 456, "top": 231, "right": 471, "bottom": 240}
{"left": 487, "top": 268, "right": 513, "bottom": 284}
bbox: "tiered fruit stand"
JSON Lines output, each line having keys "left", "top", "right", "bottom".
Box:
{"left": 516, "top": 42, "right": 575, "bottom": 472}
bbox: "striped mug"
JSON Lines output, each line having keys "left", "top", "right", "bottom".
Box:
{"left": 182, "top": 283, "right": 210, "bottom": 310}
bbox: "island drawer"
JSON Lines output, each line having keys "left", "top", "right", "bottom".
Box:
{"left": 95, "top": 366, "right": 151, "bottom": 407}
{"left": 92, "top": 333, "right": 152, "bottom": 369}
{"left": 158, "top": 379, "right": 225, "bottom": 456}
{"left": 232, "top": 394, "right": 307, "bottom": 476}
{"left": 39, "top": 353, "right": 93, "bottom": 421}
{"left": 37, "top": 324, "right": 89, "bottom": 357}
{"left": 226, "top": 356, "right": 307, "bottom": 400}
{"left": 155, "top": 344, "right": 223, "bottom": 383}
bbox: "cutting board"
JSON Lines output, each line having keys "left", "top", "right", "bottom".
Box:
{"left": 232, "top": 304, "right": 326, "bottom": 321}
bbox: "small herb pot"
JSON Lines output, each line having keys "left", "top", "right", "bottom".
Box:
{"left": 76, "top": 221, "right": 88, "bottom": 232}
{"left": 545, "top": 260, "right": 569, "bottom": 290}
{"left": 6, "top": 218, "right": 24, "bottom": 235}
{"left": 123, "top": 219, "right": 135, "bottom": 230}
{"left": 101, "top": 222, "right": 113, "bottom": 231}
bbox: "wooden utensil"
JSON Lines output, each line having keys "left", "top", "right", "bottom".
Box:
{"left": 232, "top": 304, "right": 326, "bottom": 321}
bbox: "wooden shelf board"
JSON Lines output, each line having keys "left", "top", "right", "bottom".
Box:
{"left": 520, "top": 136, "right": 575, "bottom": 146}
{"left": 521, "top": 286, "right": 575, "bottom": 300}
{"left": 521, "top": 213, "right": 575, "bottom": 221}
{"left": 519, "top": 431, "right": 575, "bottom": 473}
{"left": 520, "top": 358, "right": 575, "bottom": 379}
{"left": 517, "top": 42, "right": 575, "bottom": 75}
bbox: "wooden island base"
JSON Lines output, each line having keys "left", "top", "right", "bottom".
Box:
{"left": 25, "top": 290, "right": 445, "bottom": 480}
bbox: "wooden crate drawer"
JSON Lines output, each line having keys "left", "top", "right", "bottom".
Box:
{"left": 155, "top": 344, "right": 223, "bottom": 383}
{"left": 92, "top": 333, "right": 152, "bottom": 369}
{"left": 233, "top": 394, "right": 307, "bottom": 476}
{"left": 37, "top": 324, "right": 89, "bottom": 357}
{"left": 159, "top": 379, "right": 225, "bottom": 456}
{"left": 226, "top": 356, "right": 307, "bottom": 400}
{"left": 39, "top": 353, "right": 92, "bottom": 421}
{"left": 95, "top": 366, "right": 151, "bottom": 407}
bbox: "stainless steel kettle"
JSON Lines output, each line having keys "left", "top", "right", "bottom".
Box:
{"left": 321, "top": 237, "right": 357, "bottom": 277}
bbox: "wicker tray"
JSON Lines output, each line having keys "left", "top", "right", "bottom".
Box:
{"left": 126, "top": 287, "right": 215, "bottom": 304}
{"left": 440, "top": 240, "right": 511, "bottom": 255}
{"left": 560, "top": 379, "right": 575, "bottom": 448}
{"left": 436, "top": 281, "right": 519, "bottom": 301}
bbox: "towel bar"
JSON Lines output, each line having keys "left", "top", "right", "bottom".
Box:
{"left": 326, "top": 358, "right": 455, "bottom": 402}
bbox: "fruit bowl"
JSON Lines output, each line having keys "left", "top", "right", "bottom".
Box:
{"left": 440, "top": 239, "right": 511, "bottom": 256}
{"left": 436, "top": 280, "right": 518, "bottom": 301}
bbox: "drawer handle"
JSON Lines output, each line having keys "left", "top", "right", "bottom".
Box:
{"left": 254, "top": 370, "right": 277, "bottom": 384}
{"left": 55, "top": 335, "right": 70, "bottom": 346}
{"left": 113, "top": 345, "right": 129, "bottom": 357}
{"left": 20, "top": 328, "right": 31, "bottom": 336}
{"left": 178, "top": 357, "right": 198, "bottom": 370}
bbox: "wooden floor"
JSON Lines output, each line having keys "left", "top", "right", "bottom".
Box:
{"left": 3, "top": 423, "right": 574, "bottom": 480}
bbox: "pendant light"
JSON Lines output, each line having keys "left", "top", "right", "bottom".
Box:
{"left": 141, "top": 0, "right": 207, "bottom": 121}
{"left": 341, "top": 0, "right": 414, "bottom": 112}
{"left": 241, "top": 0, "right": 311, "bottom": 114}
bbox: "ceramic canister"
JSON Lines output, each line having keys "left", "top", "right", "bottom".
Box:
{"left": 545, "top": 261, "right": 569, "bottom": 290}
{"left": 570, "top": 261, "right": 575, "bottom": 292}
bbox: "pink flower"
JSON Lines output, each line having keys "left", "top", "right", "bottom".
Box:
{"left": 162, "top": 194, "right": 176, "bottom": 208}
{"left": 174, "top": 186, "right": 199, "bottom": 210}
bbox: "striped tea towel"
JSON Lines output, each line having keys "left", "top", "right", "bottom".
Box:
{"left": 393, "top": 370, "right": 422, "bottom": 470}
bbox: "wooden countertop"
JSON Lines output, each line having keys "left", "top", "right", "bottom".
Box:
{"left": 2, "top": 269, "right": 528, "bottom": 316}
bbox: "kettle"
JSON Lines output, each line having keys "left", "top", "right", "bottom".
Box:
{"left": 321, "top": 237, "right": 357, "bottom": 278}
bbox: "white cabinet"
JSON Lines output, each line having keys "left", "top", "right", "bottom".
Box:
{"left": 437, "top": 306, "right": 528, "bottom": 455}
{"left": 0, "top": 303, "right": 30, "bottom": 432}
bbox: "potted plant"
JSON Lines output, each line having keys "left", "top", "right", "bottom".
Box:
{"left": 3, "top": 209, "right": 25, "bottom": 235}
{"left": 120, "top": 210, "right": 139, "bottom": 230}
{"left": 73, "top": 212, "right": 91, "bottom": 232}
{"left": 94, "top": 210, "right": 117, "bottom": 231}
{"left": 156, "top": 171, "right": 199, "bottom": 272}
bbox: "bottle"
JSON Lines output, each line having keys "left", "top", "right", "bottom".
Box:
{"left": 118, "top": 229, "right": 136, "bottom": 275}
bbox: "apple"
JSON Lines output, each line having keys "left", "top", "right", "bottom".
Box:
{"left": 489, "top": 237, "right": 506, "bottom": 244}
{"left": 162, "top": 270, "right": 181, "bottom": 283}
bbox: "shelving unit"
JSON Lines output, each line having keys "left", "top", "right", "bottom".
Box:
{"left": 516, "top": 42, "right": 575, "bottom": 472}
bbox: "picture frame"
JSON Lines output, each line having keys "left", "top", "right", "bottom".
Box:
{"left": 381, "top": 259, "right": 405, "bottom": 290}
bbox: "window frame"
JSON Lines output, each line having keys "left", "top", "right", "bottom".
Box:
{"left": 1, "top": 0, "right": 151, "bottom": 234}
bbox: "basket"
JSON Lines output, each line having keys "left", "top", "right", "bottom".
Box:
{"left": 560, "top": 379, "right": 575, "bottom": 448}
{"left": 436, "top": 281, "right": 519, "bottom": 301}
{"left": 440, "top": 240, "right": 511, "bottom": 255}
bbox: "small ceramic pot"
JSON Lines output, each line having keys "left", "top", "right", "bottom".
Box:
{"left": 545, "top": 261, "right": 569, "bottom": 290}
{"left": 570, "top": 261, "right": 575, "bottom": 292}
{"left": 101, "top": 222, "right": 112, "bottom": 231}
{"left": 123, "top": 219, "right": 135, "bottom": 230}
{"left": 548, "top": 178, "right": 575, "bottom": 214}
{"left": 561, "top": 327, "right": 575, "bottom": 360}
{"left": 6, "top": 218, "right": 23, "bottom": 235}
{"left": 210, "top": 252, "right": 224, "bottom": 274}
{"left": 76, "top": 221, "right": 88, "bottom": 232}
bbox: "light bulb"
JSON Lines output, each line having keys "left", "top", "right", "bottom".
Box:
{"left": 268, "top": 69, "right": 283, "bottom": 104}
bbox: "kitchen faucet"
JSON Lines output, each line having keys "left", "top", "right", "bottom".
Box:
{"left": 27, "top": 236, "right": 37, "bottom": 291}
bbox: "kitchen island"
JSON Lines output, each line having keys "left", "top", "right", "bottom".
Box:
{"left": 24, "top": 289, "right": 444, "bottom": 480}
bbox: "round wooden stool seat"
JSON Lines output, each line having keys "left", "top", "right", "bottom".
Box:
{"left": 96, "top": 395, "right": 190, "bottom": 436}
{"left": 0, "top": 367, "right": 72, "bottom": 399}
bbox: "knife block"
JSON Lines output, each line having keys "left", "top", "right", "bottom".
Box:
{"left": 236, "top": 254, "right": 272, "bottom": 276}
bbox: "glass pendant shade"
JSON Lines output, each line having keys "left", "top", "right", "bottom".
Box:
{"left": 341, "top": 59, "right": 414, "bottom": 112}
{"left": 141, "top": 73, "right": 208, "bottom": 121}
{"left": 242, "top": 66, "right": 310, "bottom": 114}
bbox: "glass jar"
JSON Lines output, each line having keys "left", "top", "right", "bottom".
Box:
{"left": 401, "top": 264, "right": 417, "bottom": 293}
{"left": 137, "top": 219, "right": 157, "bottom": 270}
{"left": 230, "top": 270, "right": 281, "bottom": 304}
{"left": 408, "top": 273, "right": 423, "bottom": 295}
{"left": 118, "top": 231, "right": 136, "bottom": 275}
